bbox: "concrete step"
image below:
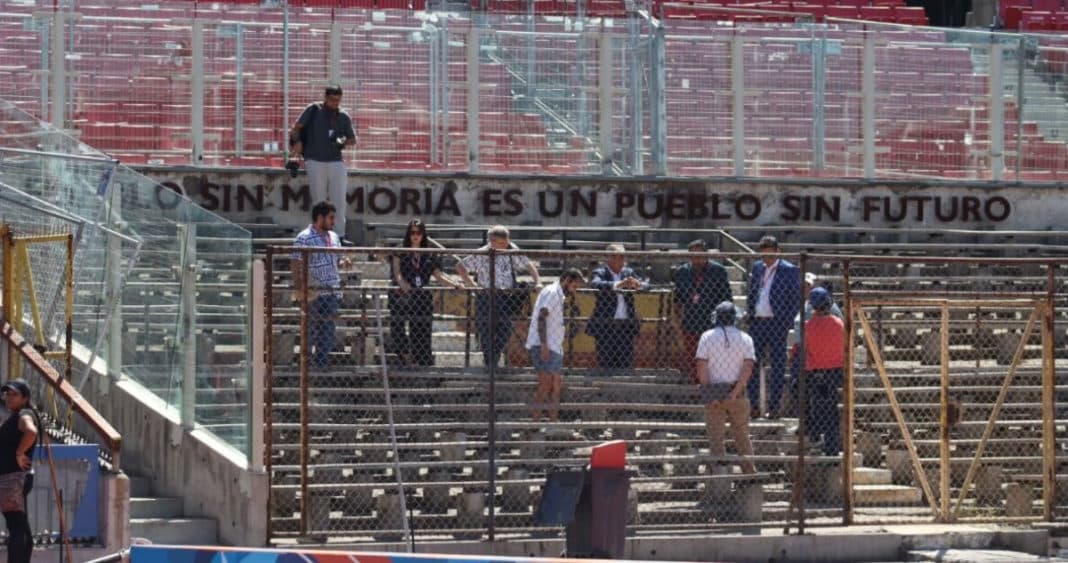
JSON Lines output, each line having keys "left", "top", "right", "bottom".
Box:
{"left": 853, "top": 484, "right": 923, "bottom": 506}
{"left": 130, "top": 517, "right": 218, "bottom": 545}
{"left": 907, "top": 549, "right": 1067, "bottom": 562}
{"left": 853, "top": 467, "right": 893, "bottom": 486}
{"left": 434, "top": 331, "right": 470, "bottom": 353}
{"left": 130, "top": 497, "right": 183, "bottom": 519}
{"left": 128, "top": 475, "right": 152, "bottom": 497}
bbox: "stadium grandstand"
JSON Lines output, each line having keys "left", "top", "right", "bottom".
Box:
{"left": 2, "top": 0, "right": 1068, "bottom": 562}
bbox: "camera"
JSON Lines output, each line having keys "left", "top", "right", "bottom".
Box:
{"left": 285, "top": 159, "right": 300, "bottom": 178}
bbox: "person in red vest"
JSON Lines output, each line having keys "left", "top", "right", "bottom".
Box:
{"left": 802, "top": 287, "right": 845, "bottom": 456}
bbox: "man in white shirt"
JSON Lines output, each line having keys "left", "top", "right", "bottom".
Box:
{"left": 696, "top": 301, "right": 757, "bottom": 474}
{"left": 457, "top": 225, "right": 542, "bottom": 369}
{"left": 526, "top": 269, "right": 585, "bottom": 423}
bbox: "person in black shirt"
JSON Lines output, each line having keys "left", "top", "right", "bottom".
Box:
{"left": 0, "top": 379, "right": 37, "bottom": 563}
{"left": 389, "top": 219, "right": 461, "bottom": 366}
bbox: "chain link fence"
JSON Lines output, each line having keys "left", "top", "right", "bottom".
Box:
{"left": 263, "top": 234, "right": 1068, "bottom": 543}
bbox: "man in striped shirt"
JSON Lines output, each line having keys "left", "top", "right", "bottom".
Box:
{"left": 291, "top": 201, "right": 351, "bottom": 369}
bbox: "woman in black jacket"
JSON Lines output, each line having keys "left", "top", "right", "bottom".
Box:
{"left": 0, "top": 378, "right": 37, "bottom": 563}
{"left": 389, "top": 219, "right": 461, "bottom": 366}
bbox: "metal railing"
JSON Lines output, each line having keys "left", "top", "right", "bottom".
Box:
{"left": 1, "top": 1, "right": 1066, "bottom": 181}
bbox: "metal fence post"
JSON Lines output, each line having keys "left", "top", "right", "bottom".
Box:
{"left": 235, "top": 23, "right": 245, "bottom": 158}
{"left": 812, "top": 32, "right": 827, "bottom": 174}
{"left": 38, "top": 16, "right": 49, "bottom": 123}
{"left": 192, "top": 20, "right": 205, "bottom": 165}
{"left": 989, "top": 41, "right": 1004, "bottom": 182}
{"left": 429, "top": 24, "right": 440, "bottom": 166}
{"left": 283, "top": 0, "right": 291, "bottom": 159}
{"left": 731, "top": 33, "right": 745, "bottom": 176}
{"left": 650, "top": 23, "right": 666, "bottom": 176}
{"left": 862, "top": 32, "right": 875, "bottom": 179}
{"left": 1015, "top": 35, "right": 1025, "bottom": 182}
{"left": 330, "top": 21, "right": 342, "bottom": 86}
{"left": 467, "top": 26, "right": 480, "bottom": 173}
{"left": 180, "top": 223, "right": 198, "bottom": 433}
{"left": 627, "top": 17, "right": 643, "bottom": 175}
{"left": 487, "top": 247, "right": 497, "bottom": 542}
{"left": 105, "top": 184, "right": 122, "bottom": 382}
{"left": 50, "top": 10, "right": 65, "bottom": 132}
{"left": 599, "top": 31, "right": 615, "bottom": 173}
{"left": 250, "top": 258, "right": 265, "bottom": 470}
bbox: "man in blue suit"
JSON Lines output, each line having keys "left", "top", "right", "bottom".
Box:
{"left": 746, "top": 235, "right": 801, "bottom": 419}
{"left": 586, "top": 244, "right": 649, "bottom": 372}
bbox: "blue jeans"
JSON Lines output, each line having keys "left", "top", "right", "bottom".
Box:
{"left": 747, "top": 318, "right": 790, "bottom": 413}
{"left": 309, "top": 293, "right": 340, "bottom": 368}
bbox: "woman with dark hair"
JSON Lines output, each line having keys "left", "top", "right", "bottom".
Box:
{"left": 390, "top": 219, "right": 461, "bottom": 366}
{"left": 0, "top": 379, "right": 37, "bottom": 563}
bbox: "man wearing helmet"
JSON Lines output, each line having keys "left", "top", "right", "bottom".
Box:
{"left": 695, "top": 301, "right": 757, "bottom": 474}
{"left": 802, "top": 287, "right": 845, "bottom": 456}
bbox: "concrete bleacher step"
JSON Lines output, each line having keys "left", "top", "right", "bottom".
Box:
{"left": 129, "top": 475, "right": 152, "bottom": 497}
{"left": 129, "top": 517, "right": 219, "bottom": 546}
{"left": 853, "top": 484, "right": 923, "bottom": 506}
{"left": 854, "top": 467, "right": 893, "bottom": 486}
{"left": 906, "top": 549, "right": 1067, "bottom": 562}
{"left": 130, "top": 497, "right": 183, "bottom": 519}
{"left": 127, "top": 474, "right": 219, "bottom": 546}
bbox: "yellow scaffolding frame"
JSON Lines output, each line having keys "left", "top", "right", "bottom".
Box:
{"left": 0, "top": 226, "right": 74, "bottom": 423}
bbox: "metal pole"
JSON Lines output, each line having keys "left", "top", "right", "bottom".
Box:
{"left": 651, "top": 24, "right": 666, "bottom": 176}
{"left": 1042, "top": 263, "right": 1056, "bottom": 520}
{"left": 50, "top": 10, "right": 65, "bottom": 132}
{"left": 487, "top": 247, "right": 497, "bottom": 542}
{"left": 989, "top": 42, "right": 1004, "bottom": 181}
{"left": 599, "top": 32, "right": 615, "bottom": 173}
{"left": 180, "top": 223, "right": 197, "bottom": 433}
{"left": 1015, "top": 36, "right": 1025, "bottom": 182}
{"left": 731, "top": 33, "right": 744, "bottom": 176}
{"left": 373, "top": 292, "right": 414, "bottom": 550}
{"left": 39, "top": 18, "right": 48, "bottom": 122}
{"left": 298, "top": 248, "right": 310, "bottom": 537}
{"left": 264, "top": 249, "right": 276, "bottom": 538}
{"left": 939, "top": 300, "right": 950, "bottom": 521}
{"left": 526, "top": 0, "right": 535, "bottom": 99}
{"left": 107, "top": 217, "right": 123, "bottom": 381}
{"left": 329, "top": 21, "right": 342, "bottom": 85}
{"left": 796, "top": 254, "right": 808, "bottom": 533}
{"left": 429, "top": 24, "right": 440, "bottom": 166}
{"left": 283, "top": 1, "right": 291, "bottom": 159}
{"left": 440, "top": 17, "right": 450, "bottom": 168}
{"left": 467, "top": 27, "right": 480, "bottom": 173}
{"left": 235, "top": 23, "right": 245, "bottom": 158}
{"left": 628, "top": 17, "right": 643, "bottom": 175}
{"left": 250, "top": 258, "right": 265, "bottom": 470}
{"left": 862, "top": 32, "right": 875, "bottom": 179}
{"left": 812, "top": 32, "right": 826, "bottom": 174}
{"left": 842, "top": 259, "right": 854, "bottom": 525}
{"left": 192, "top": 20, "right": 205, "bottom": 164}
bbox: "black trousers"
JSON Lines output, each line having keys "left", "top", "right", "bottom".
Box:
{"left": 593, "top": 319, "right": 638, "bottom": 371}
{"left": 4, "top": 473, "right": 33, "bottom": 563}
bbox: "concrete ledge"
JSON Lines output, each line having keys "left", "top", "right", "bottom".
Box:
{"left": 295, "top": 524, "right": 1051, "bottom": 563}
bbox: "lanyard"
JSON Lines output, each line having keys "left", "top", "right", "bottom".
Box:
{"left": 761, "top": 262, "right": 778, "bottom": 289}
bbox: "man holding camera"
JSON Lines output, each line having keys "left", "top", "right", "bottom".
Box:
{"left": 288, "top": 85, "right": 357, "bottom": 239}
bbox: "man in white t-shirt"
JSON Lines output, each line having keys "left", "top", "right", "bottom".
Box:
{"left": 526, "top": 268, "right": 585, "bottom": 423}
{"left": 696, "top": 301, "right": 757, "bottom": 474}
